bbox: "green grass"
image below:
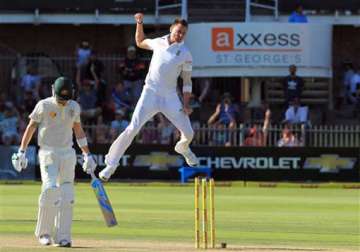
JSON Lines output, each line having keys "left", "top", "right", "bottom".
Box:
{"left": 0, "top": 182, "right": 359, "bottom": 251}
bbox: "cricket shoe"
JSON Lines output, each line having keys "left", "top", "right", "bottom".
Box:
{"left": 38, "top": 234, "right": 51, "bottom": 246}
{"left": 174, "top": 145, "right": 199, "bottom": 167}
{"left": 55, "top": 239, "right": 71, "bottom": 248}
{"left": 99, "top": 164, "right": 117, "bottom": 181}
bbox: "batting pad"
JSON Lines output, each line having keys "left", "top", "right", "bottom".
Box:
{"left": 54, "top": 182, "right": 74, "bottom": 243}
{"left": 35, "top": 187, "right": 60, "bottom": 237}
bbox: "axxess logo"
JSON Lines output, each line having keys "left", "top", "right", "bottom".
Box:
{"left": 212, "top": 27, "right": 301, "bottom": 52}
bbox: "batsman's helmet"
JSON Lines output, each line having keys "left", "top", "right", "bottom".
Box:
{"left": 53, "top": 77, "right": 74, "bottom": 101}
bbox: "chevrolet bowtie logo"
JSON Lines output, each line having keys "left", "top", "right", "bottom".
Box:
{"left": 133, "top": 152, "right": 183, "bottom": 170}
{"left": 304, "top": 154, "right": 356, "bottom": 173}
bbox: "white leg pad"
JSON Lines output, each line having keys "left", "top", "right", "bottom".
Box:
{"left": 54, "top": 182, "right": 74, "bottom": 243}
{"left": 35, "top": 187, "right": 60, "bottom": 238}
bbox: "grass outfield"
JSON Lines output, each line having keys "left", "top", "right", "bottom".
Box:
{"left": 0, "top": 182, "right": 359, "bottom": 252}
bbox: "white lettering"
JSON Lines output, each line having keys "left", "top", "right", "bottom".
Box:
{"left": 216, "top": 32, "right": 231, "bottom": 48}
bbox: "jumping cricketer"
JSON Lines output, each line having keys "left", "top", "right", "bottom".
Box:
{"left": 99, "top": 13, "right": 198, "bottom": 181}
{"left": 11, "top": 77, "right": 97, "bottom": 247}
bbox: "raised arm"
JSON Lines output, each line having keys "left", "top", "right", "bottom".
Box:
{"left": 134, "top": 13, "right": 152, "bottom": 50}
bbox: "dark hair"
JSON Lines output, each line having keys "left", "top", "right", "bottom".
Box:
{"left": 172, "top": 18, "right": 188, "bottom": 28}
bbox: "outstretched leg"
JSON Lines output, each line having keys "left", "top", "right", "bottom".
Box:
{"left": 161, "top": 93, "right": 198, "bottom": 166}
{"left": 100, "top": 88, "right": 158, "bottom": 180}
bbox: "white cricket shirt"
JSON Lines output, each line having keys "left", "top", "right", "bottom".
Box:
{"left": 144, "top": 35, "right": 192, "bottom": 95}
{"left": 29, "top": 97, "right": 81, "bottom": 148}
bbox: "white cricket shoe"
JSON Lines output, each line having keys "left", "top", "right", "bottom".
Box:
{"left": 99, "top": 165, "right": 117, "bottom": 181}
{"left": 55, "top": 239, "right": 71, "bottom": 247}
{"left": 39, "top": 234, "right": 51, "bottom": 246}
{"left": 175, "top": 145, "right": 199, "bottom": 167}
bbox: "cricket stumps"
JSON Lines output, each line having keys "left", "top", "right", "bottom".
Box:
{"left": 194, "top": 177, "right": 215, "bottom": 249}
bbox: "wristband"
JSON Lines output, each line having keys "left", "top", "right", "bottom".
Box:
{"left": 137, "top": 21, "right": 143, "bottom": 24}
{"left": 77, "top": 137, "right": 88, "bottom": 148}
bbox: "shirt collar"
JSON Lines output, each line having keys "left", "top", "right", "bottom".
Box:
{"left": 162, "top": 34, "right": 184, "bottom": 47}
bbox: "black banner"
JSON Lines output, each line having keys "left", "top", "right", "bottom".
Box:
{"left": 65, "top": 144, "right": 360, "bottom": 182}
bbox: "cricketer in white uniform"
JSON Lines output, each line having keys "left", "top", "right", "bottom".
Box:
{"left": 11, "top": 77, "right": 97, "bottom": 247}
{"left": 99, "top": 13, "right": 198, "bottom": 181}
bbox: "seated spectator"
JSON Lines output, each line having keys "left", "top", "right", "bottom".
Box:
{"left": 208, "top": 92, "right": 237, "bottom": 129}
{"left": 20, "top": 90, "right": 37, "bottom": 114}
{"left": 242, "top": 126, "right": 265, "bottom": 147}
{"left": 119, "top": 45, "right": 146, "bottom": 101}
{"left": 210, "top": 121, "right": 231, "bottom": 147}
{"left": 157, "top": 114, "right": 175, "bottom": 145}
{"left": 101, "top": 96, "right": 116, "bottom": 124}
{"left": 0, "top": 103, "right": 20, "bottom": 145}
{"left": 288, "top": 4, "right": 308, "bottom": 23}
{"left": 340, "top": 62, "right": 355, "bottom": 107}
{"left": 283, "top": 65, "right": 304, "bottom": 107}
{"left": 20, "top": 65, "right": 41, "bottom": 100}
{"left": 95, "top": 123, "right": 110, "bottom": 144}
{"left": 349, "top": 67, "right": 360, "bottom": 104}
{"left": 76, "top": 41, "right": 91, "bottom": 68}
{"left": 112, "top": 81, "right": 133, "bottom": 111}
{"left": 140, "top": 119, "right": 158, "bottom": 144}
{"left": 277, "top": 128, "right": 301, "bottom": 147}
{"left": 78, "top": 80, "right": 102, "bottom": 124}
{"left": 283, "top": 97, "right": 309, "bottom": 126}
{"left": 110, "top": 109, "right": 129, "bottom": 141}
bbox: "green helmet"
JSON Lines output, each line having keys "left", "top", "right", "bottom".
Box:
{"left": 53, "top": 77, "right": 73, "bottom": 101}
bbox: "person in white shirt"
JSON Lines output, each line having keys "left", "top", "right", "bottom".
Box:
{"left": 11, "top": 77, "right": 96, "bottom": 247}
{"left": 99, "top": 13, "right": 198, "bottom": 181}
{"left": 283, "top": 98, "right": 309, "bottom": 126}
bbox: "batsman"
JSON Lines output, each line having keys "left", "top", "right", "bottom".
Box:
{"left": 11, "top": 77, "right": 97, "bottom": 247}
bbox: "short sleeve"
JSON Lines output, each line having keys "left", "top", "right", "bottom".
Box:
{"left": 74, "top": 102, "right": 81, "bottom": 123}
{"left": 182, "top": 51, "right": 193, "bottom": 72}
{"left": 146, "top": 38, "right": 161, "bottom": 50}
{"left": 29, "top": 101, "right": 44, "bottom": 123}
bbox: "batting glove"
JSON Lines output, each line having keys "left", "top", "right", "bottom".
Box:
{"left": 11, "top": 150, "right": 28, "bottom": 172}
{"left": 83, "top": 153, "right": 97, "bottom": 174}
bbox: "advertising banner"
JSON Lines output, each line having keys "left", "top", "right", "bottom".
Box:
{"left": 186, "top": 23, "right": 332, "bottom": 77}
{"left": 72, "top": 145, "right": 359, "bottom": 182}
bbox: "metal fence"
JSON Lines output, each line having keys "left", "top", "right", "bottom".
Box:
{"left": 83, "top": 123, "right": 360, "bottom": 147}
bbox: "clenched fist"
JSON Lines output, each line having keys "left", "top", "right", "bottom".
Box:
{"left": 134, "top": 13, "right": 144, "bottom": 24}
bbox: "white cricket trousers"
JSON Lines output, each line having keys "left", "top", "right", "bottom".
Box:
{"left": 106, "top": 87, "right": 194, "bottom": 166}
{"left": 35, "top": 146, "right": 76, "bottom": 243}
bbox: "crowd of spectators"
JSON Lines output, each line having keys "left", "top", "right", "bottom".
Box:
{"left": 1, "top": 37, "right": 358, "bottom": 148}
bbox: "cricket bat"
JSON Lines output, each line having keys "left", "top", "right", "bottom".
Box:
{"left": 90, "top": 171, "right": 118, "bottom": 227}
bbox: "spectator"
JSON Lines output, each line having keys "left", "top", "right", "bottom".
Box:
{"left": 341, "top": 63, "right": 355, "bottom": 106}
{"left": 283, "top": 64, "right": 304, "bottom": 107}
{"left": 21, "top": 90, "right": 37, "bottom": 115}
{"left": 100, "top": 96, "right": 116, "bottom": 124}
{"left": 277, "top": 128, "right": 301, "bottom": 147}
{"left": 112, "top": 81, "right": 133, "bottom": 111}
{"left": 20, "top": 65, "right": 41, "bottom": 100}
{"left": 283, "top": 97, "right": 309, "bottom": 126}
{"left": 208, "top": 92, "right": 237, "bottom": 129}
{"left": 242, "top": 126, "right": 264, "bottom": 147}
{"left": 210, "top": 122, "right": 231, "bottom": 147}
{"left": 84, "top": 51, "right": 106, "bottom": 104}
{"left": 0, "top": 103, "right": 20, "bottom": 145}
{"left": 349, "top": 66, "right": 360, "bottom": 104}
{"left": 76, "top": 41, "right": 91, "bottom": 68}
{"left": 157, "top": 114, "right": 175, "bottom": 145}
{"left": 110, "top": 109, "right": 129, "bottom": 142}
{"left": 78, "top": 80, "right": 102, "bottom": 124}
{"left": 119, "top": 45, "right": 146, "bottom": 101}
{"left": 140, "top": 119, "right": 158, "bottom": 144}
{"left": 288, "top": 4, "right": 308, "bottom": 23}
